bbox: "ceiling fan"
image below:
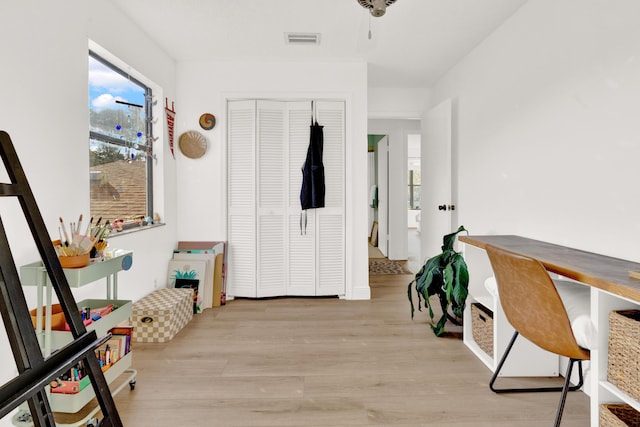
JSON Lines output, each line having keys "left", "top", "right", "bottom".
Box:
{"left": 357, "top": 0, "right": 398, "bottom": 17}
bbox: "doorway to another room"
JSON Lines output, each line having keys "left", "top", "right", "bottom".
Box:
{"left": 407, "top": 133, "right": 421, "bottom": 273}
{"left": 367, "top": 134, "right": 386, "bottom": 258}
{"left": 368, "top": 103, "right": 452, "bottom": 276}
{"left": 366, "top": 125, "right": 421, "bottom": 275}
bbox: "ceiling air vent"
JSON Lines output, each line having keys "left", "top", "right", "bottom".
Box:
{"left": 285, "top": 33, "right": 321, "bottom": 45}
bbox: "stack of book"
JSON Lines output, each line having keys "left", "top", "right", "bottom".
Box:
{"left": 50, "top": 326, "right": 133, "bottom": 394}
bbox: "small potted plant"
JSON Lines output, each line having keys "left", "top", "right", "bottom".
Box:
{"left": 408, "top": 226, "right": 469, "bottom": 336}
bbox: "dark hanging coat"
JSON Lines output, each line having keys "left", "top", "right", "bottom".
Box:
{"left": 300, "top": 120, "right": 325, "bottom": 210}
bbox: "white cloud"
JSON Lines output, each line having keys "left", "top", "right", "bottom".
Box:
{"left": 88, "top": 56, "right": 144, "bottom": 111}
{"left": 90, "top": 69, "right": 136, "bottom": 94}
{"left": 89, "top": 58, "right": 140, "bottom": 94}
{"left": 92, "top": 93, "right": 126, "bottom": 110}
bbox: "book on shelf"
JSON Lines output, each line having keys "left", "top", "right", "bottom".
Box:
{"left": 109, "top": 325, "right": 133, "bottom": 355}
{"left": 48, "top": 324, "right": 133, "bottom": 394}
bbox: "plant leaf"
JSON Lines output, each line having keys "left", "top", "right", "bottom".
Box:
{"left": 441, "top": 225, "right": 467, "bottom": 252}
{"left": 431, "top": 312, "right": 448, "bottom": 337}
{"left": 450, "top": 253, "right": 469, "bottom": 318}
{"left": 451, "top": 253, "right": 469, "bottom": 303}
{"left": 425, "top": 292, "right": 435, "bottom": 320}
{"left": 407, "top": 281, "right": 415, "bottom": 319}
{"left": 414, "top": 254, "right": 442, "bottom": 292}
{"left": 442, "top": 263, "right": 454, "bottom": 303}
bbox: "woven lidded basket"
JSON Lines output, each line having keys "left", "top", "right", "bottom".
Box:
{"left": 471, "top": 303, "right": 493, "bottom": 357}
{"left": 600, "top": 403, "right": 640, "bottom": 427}
{"left": 608, "top": 310, "right": 640, "bottom": 401}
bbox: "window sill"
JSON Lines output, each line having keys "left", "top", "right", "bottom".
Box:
{"left": 107, "top": 222, "right": 166, "bottom": 238}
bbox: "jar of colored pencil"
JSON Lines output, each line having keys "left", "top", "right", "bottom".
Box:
{"left": 91, "top": 240, "right": 108, "bottom": 259}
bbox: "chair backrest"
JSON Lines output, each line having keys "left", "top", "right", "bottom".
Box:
{"left": 485, "top": 244, "right": 590, "bottom": 360}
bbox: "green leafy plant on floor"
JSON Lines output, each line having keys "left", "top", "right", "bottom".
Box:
{"left": 408, "top": 225, "right": 470, "bottom": 337}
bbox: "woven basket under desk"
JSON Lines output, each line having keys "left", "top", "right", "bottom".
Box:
{"left": 600, "top": 404, "right": 640, "bottom": 427}
{"left": 471, "top": 303, "right": 493, "bottom": 358}
{"left": 608, "top": 310, "right": 640, "bottom": 402}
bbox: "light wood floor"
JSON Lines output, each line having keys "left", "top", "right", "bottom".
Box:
{"left": 114, "top": 271, "right": 590, "bottom": 426}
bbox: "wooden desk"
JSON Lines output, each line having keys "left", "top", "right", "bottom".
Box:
{"left": 459, "top": 234, "right": 640, "bottom": 425}
{"left": 459, "top": 235, "right": 640, "bottom": 302}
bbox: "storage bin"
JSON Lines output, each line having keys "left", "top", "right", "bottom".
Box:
{"left": 471, "top": 302, "right": 493, "bottom": 357}
{"left": 30, "top": 303, "right": 66, "bottom": 330}
{"left": 133, "top": 288, "right": 194, "bottom": 343}
{"left": 608, "top": 310, "right": 640, "bottom": 401}
{"left": 600, "top": 403, "right": 640, "bottom": 427}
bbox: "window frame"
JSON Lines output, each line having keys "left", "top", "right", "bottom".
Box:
{"left": 408, "top": 169, "right": 420, "bottom": 210}
{"left": 88, "top": 50, "right": 154, "bottom": 221}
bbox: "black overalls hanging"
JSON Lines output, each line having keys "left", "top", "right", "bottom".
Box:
{"left": 300, "top": 102, "right": 325, "bottom": 234}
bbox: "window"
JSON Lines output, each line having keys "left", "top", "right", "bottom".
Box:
{"left": 88, "top": 51, "right": 153, "bottom": 225}
{"left": 407, "top": 135, "right": 421, "bottom": 211}
{"left": 408, "top": 161, "right": 421, "bottom": 210}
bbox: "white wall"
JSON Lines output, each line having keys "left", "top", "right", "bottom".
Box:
{"left": 432, "top": 0, "right": 640, "bottom": 260}
{"left": 368, "top": 88, "right": 430, "bottom": 119}
{"left": 0, "top": 2, "right": 177, "bottom": 424}
{"left": 368, "top": 119, "right": 421, "bottom": 260}
{"left": 175, "top": 60, "right": 370, "bottom": 299}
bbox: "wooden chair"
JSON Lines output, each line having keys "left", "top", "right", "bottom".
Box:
{"left": 485, "top": 244, "right": 590, "bottom": 427}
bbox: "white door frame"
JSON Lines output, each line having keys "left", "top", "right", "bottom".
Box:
{"left": 377, "top": 136, "right": 389, "bottom": 257}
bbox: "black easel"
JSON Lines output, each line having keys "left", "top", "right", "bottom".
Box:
{"left": 0, "top": 131, "right": 123, "bottom": 426}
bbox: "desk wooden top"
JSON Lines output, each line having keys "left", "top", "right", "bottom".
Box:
{"left": 459, "top": 235, "right": 640, "bottom": 302}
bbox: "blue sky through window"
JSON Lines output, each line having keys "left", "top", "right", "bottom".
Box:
{"left": 89, "top": 56, "right": 145, "bottom": 113}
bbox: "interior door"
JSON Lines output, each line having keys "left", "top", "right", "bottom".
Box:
{"left": 227, "top": 100, "right": 257, "bottom": 298}
{"left": 314, "top": 100, "right": 345, "bottom": 296}
{"left": 287, "top": 101, "right": 315, "bottom": 296}
{"left": 256, "top": 100, "right": 288, "bottom": 297}
{"left": 377, "top": 136, "right": 389, "bottom": 257}
{"left": 229, "top": 99, "right": 345, "bottom": 298}
{"left": 421, "top": 99, "right": 452, "bottom": 259}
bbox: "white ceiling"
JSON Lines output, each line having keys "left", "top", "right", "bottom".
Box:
{"left": 111, "top": 0, "right": 527, "bottom": 88}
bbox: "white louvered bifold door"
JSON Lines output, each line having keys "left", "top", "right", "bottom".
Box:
{"left": 228, "top": 99, "right": 345, "bottom": 298}
{"left": 287, "top": 102, "right": 316, "bottom": 296}
{"left": 256, "top": 101, "right": 287, "bottom": 297}
{"left": 315, "top": 101, "right": 345, "bottom": 295}
{"left": 227, "top": 100, "right": 257, "bottom": 298}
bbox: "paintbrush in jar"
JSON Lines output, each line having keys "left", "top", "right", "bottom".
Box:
{"left": 59, "top": 217, "right": 70, "bottom": 246}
